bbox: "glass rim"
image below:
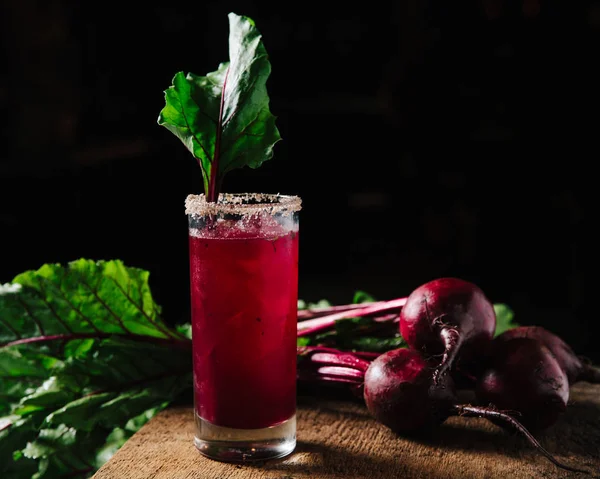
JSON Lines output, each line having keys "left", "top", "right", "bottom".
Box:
{"left": 185, "top": 193, "right": 302, "bottom": 217}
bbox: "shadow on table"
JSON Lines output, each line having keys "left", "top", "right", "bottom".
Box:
{"left": 299, "top": 383, "right": 600, "bottom": 460}
{"left": 550, "top": 397, "right": 600, "bottom": 459}
{"left": 298, "top": 392, "right": 525, "bottom": 459}
{"left": 243, "top": 440, "right": 467, "bottom": 479}
{"left": 290, "top": 389, "right": 600, "bottom": 478}
{"left": 429, "top": 394, "right": 600, "bottom": 464}
{"left": 245, "top": 434, "right": 590, "bottom": 479}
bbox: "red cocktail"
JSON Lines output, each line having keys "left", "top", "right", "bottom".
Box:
{"left": 186, "top": 193, "right": 301, "bottom": 461}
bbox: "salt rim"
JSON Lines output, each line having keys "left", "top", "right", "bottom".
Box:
{"left": 185, "top": 193, "right": 302, "bottom": 217}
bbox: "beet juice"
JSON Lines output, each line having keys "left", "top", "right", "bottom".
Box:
{"left": 186, "top": 193, "right": 301, "bottom": 461}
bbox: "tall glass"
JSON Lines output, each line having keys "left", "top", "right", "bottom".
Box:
{"left": 186, "top": 193, "right": 301, "bottom": 462}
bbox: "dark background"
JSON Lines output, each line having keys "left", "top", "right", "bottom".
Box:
{"left": 1, "top": 1, "right": 597, "bottom": 360}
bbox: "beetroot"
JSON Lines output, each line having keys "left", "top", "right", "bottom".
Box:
{"left": 362, "top": 348, "right": 587, "bottom": 474}
{"left": 476, "top": 337, "right": 569, "bottom": 431}
{"left": 363, "top": 348, "right": 455, "bottom": 433}
{"left": 399, "top": 277, "right": 496, "bottom": 382}
{"left": 495, "top": 326, "right": 600, "bottom": 384}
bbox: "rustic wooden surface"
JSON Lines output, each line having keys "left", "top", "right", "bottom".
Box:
{"left": 93, "top": 383, "right": 600, "bottom": 479}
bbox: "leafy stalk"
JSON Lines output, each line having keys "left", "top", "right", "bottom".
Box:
{"left": 157, "top": 12, "right": 281, "bottom": 201}
{"left": 0, "top": 259, "right": 188, "bottom": 346}
{"left": 0, "top": 260, "right": 192, "bottom": 478}
{"left": 297, "top": 301, "right": 393, "bottom": 320}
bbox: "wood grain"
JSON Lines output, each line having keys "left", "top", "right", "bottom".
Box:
{"left": 93, "top": 383, "right": 600, "bottom": 479}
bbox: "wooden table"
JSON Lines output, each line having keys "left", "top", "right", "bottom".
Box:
{"left": 93, "top": 383, "right": 600, "bottom": 478}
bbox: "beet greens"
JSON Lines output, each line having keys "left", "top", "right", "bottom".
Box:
{"left": 0, "top": 259, "right": 192, "bottom": 479}
{"left": 158, "top": 13, "right": 281, "bottom": 202}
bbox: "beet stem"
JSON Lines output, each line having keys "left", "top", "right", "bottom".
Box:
{"left": 207, "top": 66, "right": 229, "bottom": 202}
{"left": 452, "top": 404, "right": 590, "bottom": 475}
{"left": 2, "top": 332, "right": 192, "bottom": 350}
{"left": 297, "top": 301, "right": 389, "bottom": 319}
{"left": 297, "top": 370, "right": 364, "bottom": 385}
{"left": 317, "top": 366, "right": 366, "bottom": 380}
{"left": 300, "top": 350, "right": 372, "bottom": 372}
{"left": 298, "top": 346, "right": 380, "bottom": 361}
{"left": 297, "top": 297, "right": 407, "bottom": 337}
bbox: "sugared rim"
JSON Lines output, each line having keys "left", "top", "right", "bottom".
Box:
{"left": 185, "top": 193, "right": 302, "bottom": 217}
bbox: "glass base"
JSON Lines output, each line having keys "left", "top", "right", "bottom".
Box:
{"left": 194, "top": 412, "right": 296, "bottom": 463}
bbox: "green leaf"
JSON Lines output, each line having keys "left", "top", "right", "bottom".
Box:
{"left": 22, "top": 404, "right": 169, "bottom": 478}
{"left": 94, "top": 405, "right": 165, "bottom": 467}
{"left": 175, "top": 323, "right": 192, "bottom": 340}
{"left": 0, "top": 261, "right": 186, "bottom": 477}
{"left": 0, "top": 259, "right": 193, "bottom": 477}
{"left": 43, "top": 393, "right": 117, "bottom": 430}
{"left": 0, "top": 348, "right": 62, "bottom": 415}
{"left": 23, "top": 425, "right": 110, "bottom": 479}
{"left": 23, "top": 424, "right": 78, "bottom": 459}
{"left": 31, "top": 336, "right": 191, "bottom": 431}
{"left": 76, "top": 389, "right": 170, "bottom": 432}
{"left": 1, "top": 414, "right": 41, "bottom": 476}
{"left": 346, "top": 336, "right": 407, "bottom": 353}
{"left": 300, "top": 299, "right": 332, "bottom": 310}
{"left": 0, "top": 259, "right": 187, "bottom": 351}
{"left": 3, "top": 456, "right": 38, "bottom": 479}
{"left": 123, "top": 404, "right": 166, "bottom": 432}
{"left": 352, "top": 290, "right": 377, "bottom": 304}
{"left": 331, "top": 315, "right": 406, "bottom": 353}
{"left": 0, "top": 348, "right": 53, "bottom": 378}
{"left": 66, "top": 336, "right": 191, "bottom": 394}
{"left": 18, "top": 376, "right": 79, "bottom": 409}
{"left": 64, "top": 339, "right": 95, "bottom": 358}
{"left": 95, "top": 427, "right": 128, "bottom": 466}
{"left": 158, "top": 12, "right": 281, "bottom": 197}
{"left": 493, "top": 303, "right": 518, "bottom": 337}
{"left": 2, "top": 335, "right": 191, "bottom": 477}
